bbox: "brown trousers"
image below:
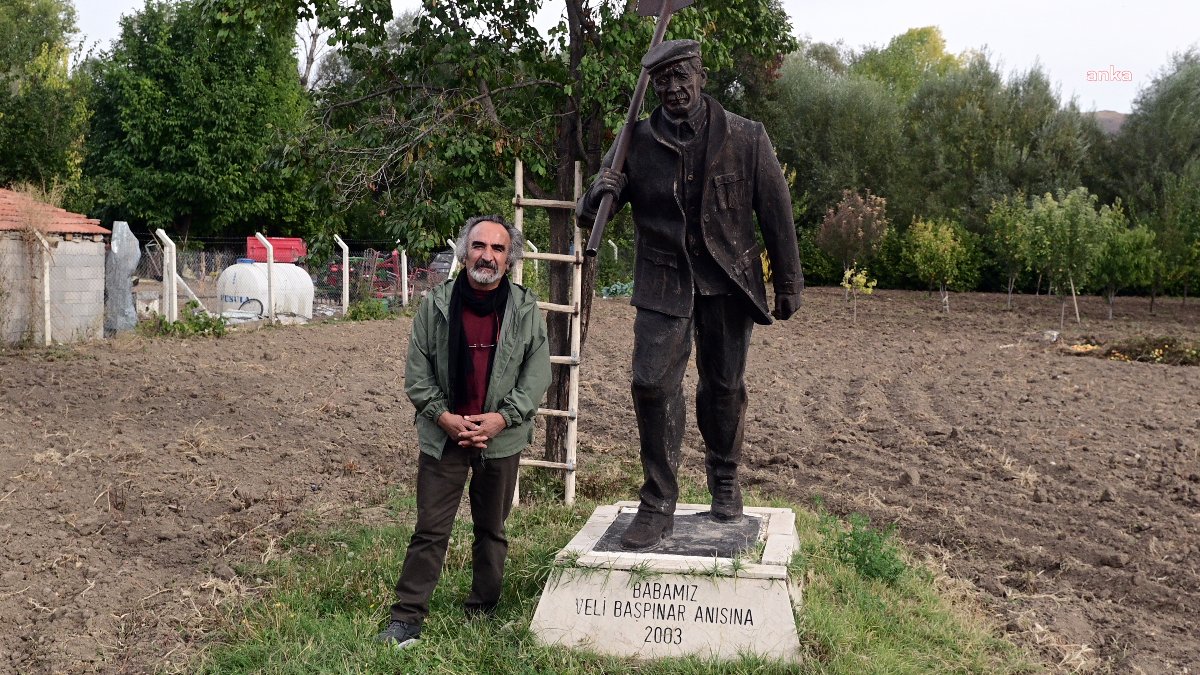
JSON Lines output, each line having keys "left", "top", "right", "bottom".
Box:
{"left": 389, "top": 445, "right": 521, "bottom": 624}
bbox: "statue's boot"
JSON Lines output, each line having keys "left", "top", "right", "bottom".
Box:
{"left": 707, "top": 469, "right": 743, "bottom": 523}
{"left": 699, "top": 386, "right": 746, "bottom": 523}
{"left": 620, "top": 510, "right": 674, "bottom": 550}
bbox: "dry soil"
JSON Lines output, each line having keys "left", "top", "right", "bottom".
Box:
{"left": 2, "top": 287, "right": 1198, "bottom": 673}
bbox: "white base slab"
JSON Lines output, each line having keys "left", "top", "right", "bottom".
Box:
{"left": 530, "top": 502, "right": 803, "bottom": 662}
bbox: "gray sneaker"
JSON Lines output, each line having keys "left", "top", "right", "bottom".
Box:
{"left": 375, "top": 620, "right": 421, "bottom": 648}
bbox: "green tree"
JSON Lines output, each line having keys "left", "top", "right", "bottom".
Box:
{"left": 985, "top": 193, "right": 1030, "bottom": 307}
{"left": 851, "top": 26, "right": 961, "bottom": 99}
{"left": 1090, "top": 206, "right": 1159, "bottom": 319}
{"left": 905, "top": 217, "right": 974, "bottom": 313}
{"left": 895, "top": 54, "right": 1091, "bottom": 244}
{"left": 82, "top": 0, "right": 313, "bottom": 238}
{"left": 1041, "top": 188, "right": 1106, "bottom": 324}
{"left": 1111, "top": 50, "right": 1200, "bottom": 219}
{"left": 1153, "top": 160, "right": 1200, "bottom": 304}
{"left": 1022, "top": 191, "right": 1057, "bottom": 295}
{"left": 1106, "top": 50, "right": 1200, "bottom": 307}
{"left": 0, "top": 0, "right": 89, "bottom": 192}
{"left": 998, "top": 67, "right": 1090, "bottom": 202}
{"left": 761, "top": 48, "right": 903, "bottom": 229}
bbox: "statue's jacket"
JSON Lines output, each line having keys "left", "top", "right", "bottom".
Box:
{"left": 581, "top": 94, "right": 803, "bottom": 325}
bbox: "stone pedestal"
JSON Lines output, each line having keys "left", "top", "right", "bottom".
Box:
{"left": 530, "top": 501, "right": 802, "bottom": 663}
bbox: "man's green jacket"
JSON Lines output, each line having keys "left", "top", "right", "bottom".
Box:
{"left": 404, "top": 278, "right": 551, "bottom": 460}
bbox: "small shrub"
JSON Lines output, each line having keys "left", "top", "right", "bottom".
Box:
{"left": 820, "top": 512, "right": 907, "bottom": 586}
{"left": 138, "top": 301, "right": 227, "bottom": 338}
{"left": 817, "top": 189, "right": 890, "bottom": 274}
{"left": 345, "top": 298, "right": 391, "bottom": 321}
{"left": 599, "top": 280, "right": 633, "bottom": 298}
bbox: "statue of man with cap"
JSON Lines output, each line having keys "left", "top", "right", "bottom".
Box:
{"left": 578, "top": 39, "right": 803, "bottom": 550}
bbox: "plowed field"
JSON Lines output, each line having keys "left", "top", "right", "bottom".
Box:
{"left": 2, "top": 287, "right": 1198, "bottom": 673}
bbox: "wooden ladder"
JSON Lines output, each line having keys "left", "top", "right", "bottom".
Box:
{"left": 512, "top": 160, "right": 583, "bottom": 506}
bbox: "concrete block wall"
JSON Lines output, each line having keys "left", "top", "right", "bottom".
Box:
{"left": 0, "top": 233, "right": 106, "bottom": 345}
{"left": 48, "top": 237, "right": 106, "bottom": 342}
{"left": 1, "top": 235, "right": 35, "bottom": 345}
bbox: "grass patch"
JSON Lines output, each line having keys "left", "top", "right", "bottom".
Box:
{"left": 793, "top": 508, "right": 1032, "bottom": 673}
{"left": 191, "top": 481, "right": 1035, "bottom": 674}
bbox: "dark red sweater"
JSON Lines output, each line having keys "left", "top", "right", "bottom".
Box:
{"left": 454, "top": 302, "right": 498, "bottom": 417}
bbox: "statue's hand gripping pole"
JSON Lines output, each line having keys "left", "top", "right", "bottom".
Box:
{"left": 584, "top": 0, "right": 696, "bottom": 257}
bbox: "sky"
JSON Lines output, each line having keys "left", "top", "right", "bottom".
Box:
{"left": 74, "top": 0, "right": 1198, "bottom": 114}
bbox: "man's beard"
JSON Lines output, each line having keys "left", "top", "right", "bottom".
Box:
{"left": 467, "top": 262, "right": 502, "bottom": 285}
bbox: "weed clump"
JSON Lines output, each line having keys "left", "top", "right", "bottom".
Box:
{"left": 820, "top": 512, "right": 907, "bottom": 586}
{"left": 345, "top": 298, "right": 391, "bottom": 321}
{"left": 1104, "top": 335, "right": 1200, "bottom": 365}
{"left": 138, "top": 301, "right": 226, "bottom": 338}
{"left": 1069, "top": 335, "right": 1200, "bottom": 365}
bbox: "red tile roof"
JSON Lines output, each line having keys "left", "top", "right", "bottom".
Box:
{"left": 0, "top": 188, "right": 110, "bottom": 235}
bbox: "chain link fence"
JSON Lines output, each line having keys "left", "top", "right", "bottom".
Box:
{"left": 2, "top": 231, "right": 619, "bottom": 346}
{"left": 130, "top": 238, "right": 455, "bottom": 320}
{"left": 305, "top": 247, "right": 451, "bottom": 312}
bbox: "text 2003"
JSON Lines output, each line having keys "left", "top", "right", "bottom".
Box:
{"left": 644, "top": 626, "right": 683, "bottom": 644}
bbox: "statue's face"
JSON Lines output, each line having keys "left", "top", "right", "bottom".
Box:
{"left": 651, "top": 59, "right": 706, "bottom": 119}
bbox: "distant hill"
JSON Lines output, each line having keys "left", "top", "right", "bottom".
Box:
{"left": 1091, "top": 110, "right": 1128, "bottom": 136}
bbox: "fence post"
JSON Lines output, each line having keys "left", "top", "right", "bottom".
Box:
{"left": 32, "top": 230, "right": 52, "bottom": 346}
{"left": 254, "top": 233, "right": 275, "bottom": 323}
{"left": 400, "top": 249, "right": 409, "bottom": 306}
{"left": 446, "top": 238, "right": 458, "bottom": 277}
{"left": 332, "top": 234, "right": 349, "bottom": 315}
{"left": 154, "top": 229, "right": 178, "bottom": 321}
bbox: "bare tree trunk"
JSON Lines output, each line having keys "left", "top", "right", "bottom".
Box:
{"left": 1107, "top": 291, "right": 1114, "bottom": 320}
{"left": 1006, "top": 271, "right": 1015, "bottom": 310}
{"left": 1069, "top": 275, "right": 1080, "bottom": 324}
{"left": 296, "top": 20, "right": 329, "bottom": 90}
{"left": 1150, "top": 271, "right": 1160, "bottom": 314}
{"left": 940, "top": 282, "right": 949, "bottom": 314}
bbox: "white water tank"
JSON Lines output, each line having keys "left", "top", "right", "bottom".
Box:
{"left": 217, "top": 258, "right": 314, "bottom": 319}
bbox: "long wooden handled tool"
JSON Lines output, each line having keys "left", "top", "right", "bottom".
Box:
{"left": 584, "top": 0, "right": 695, "bottom": 257}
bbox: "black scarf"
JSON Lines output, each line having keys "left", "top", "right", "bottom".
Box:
{"left": 448, "top": 271, "right": 509, "bottom": 412}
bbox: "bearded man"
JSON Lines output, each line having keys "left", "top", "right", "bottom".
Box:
{"left": 376, "top": 215, "right": 550, "bottom": 647}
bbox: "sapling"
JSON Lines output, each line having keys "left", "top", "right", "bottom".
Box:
{"left": 840, "top": 266, "right": 877, "bottom": 324}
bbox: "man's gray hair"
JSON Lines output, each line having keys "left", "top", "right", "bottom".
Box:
{"left": 454, "top": 214, "right": 525, "bottom": 267}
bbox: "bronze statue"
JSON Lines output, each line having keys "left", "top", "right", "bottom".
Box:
{"left": 579, "top": 39, "right": 803, "bottom": 550}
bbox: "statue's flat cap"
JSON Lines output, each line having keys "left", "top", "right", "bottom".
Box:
{"left": 641, "top": 39, "right": 701, "bottom": 72}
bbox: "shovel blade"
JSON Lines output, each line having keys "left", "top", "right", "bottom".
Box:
{"left": 637, "top": 0, "right": 696, "bottom": 17}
